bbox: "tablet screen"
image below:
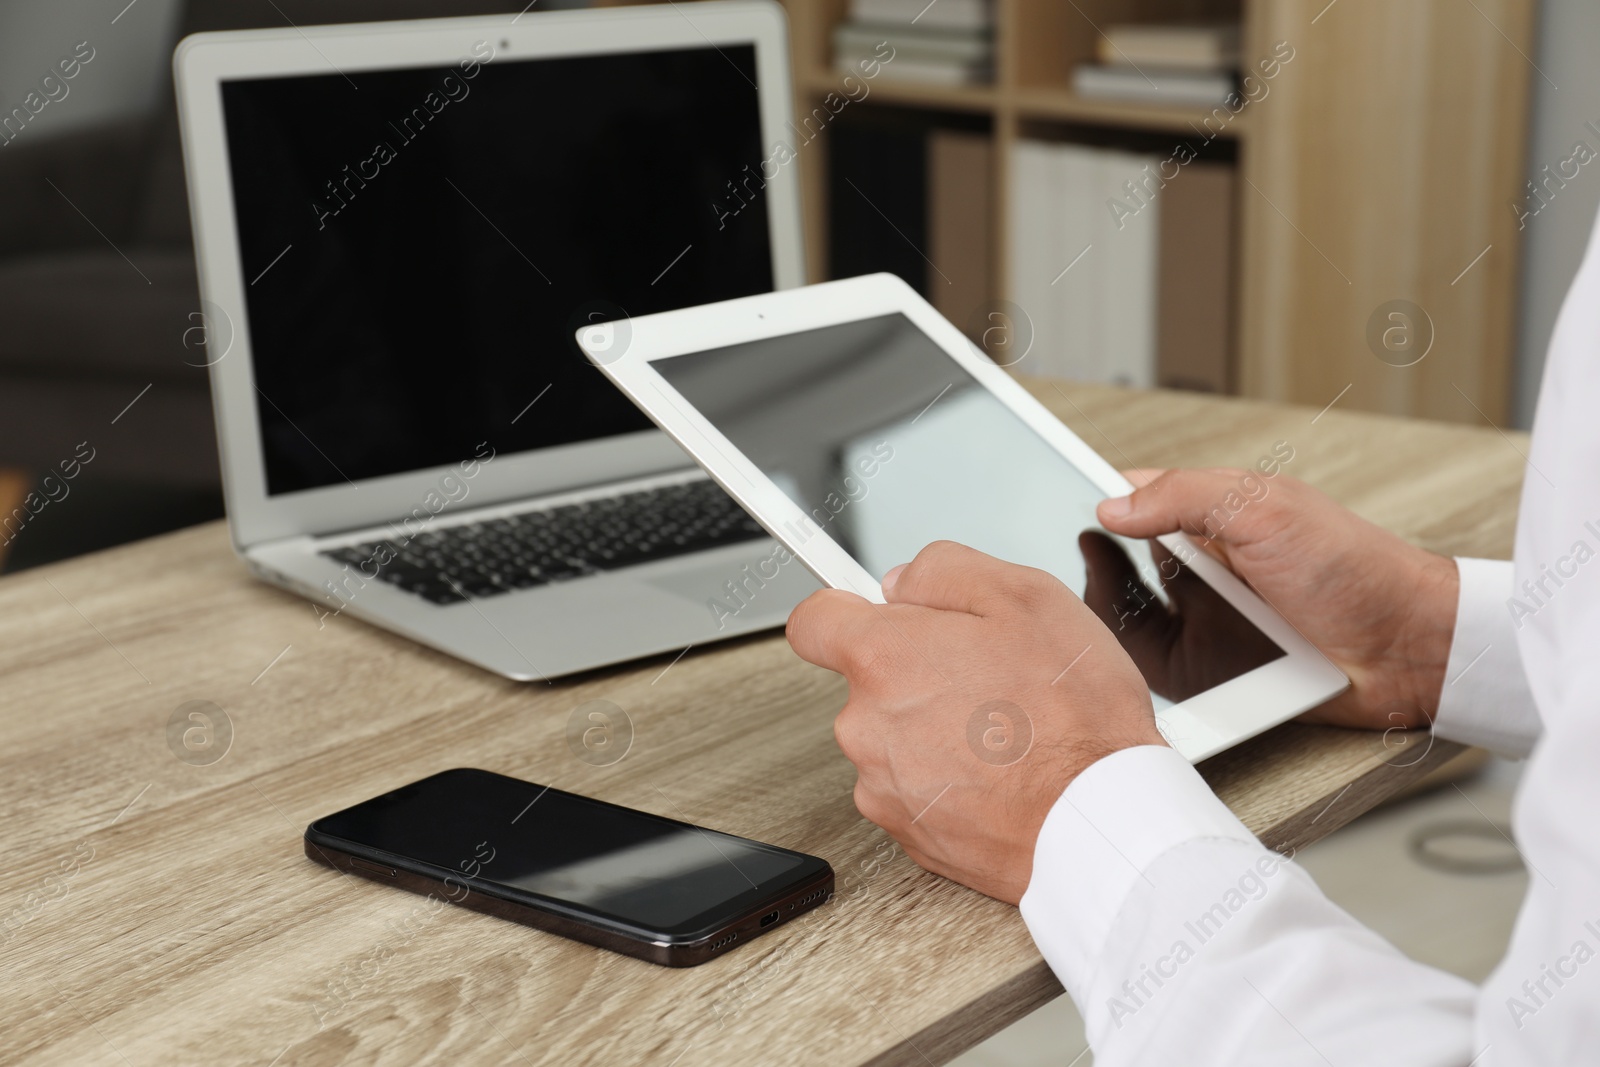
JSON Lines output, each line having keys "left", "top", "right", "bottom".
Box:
{"left": 654, "top": 312, "right": 1286, "bottom": 707}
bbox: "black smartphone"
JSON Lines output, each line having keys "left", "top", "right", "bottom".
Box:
{"left": 304, "top": 768, "right": 834, "bottom": 967}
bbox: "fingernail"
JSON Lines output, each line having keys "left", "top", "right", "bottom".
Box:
{"left": 882, "top": 564, "right": 907, "bottom": 593}
{"left": 1099, "top": 495, "right": 1133, "bottom": 520}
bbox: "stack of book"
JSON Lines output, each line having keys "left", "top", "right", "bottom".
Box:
{"left": 1007, "top": 139, "right": 1237, "bottom": 393}
{"left": 1072, "top": 22, "right": 1238, "bottom": 107}
{"left": 833, "top": 0, "right": 994, "bottom": 86}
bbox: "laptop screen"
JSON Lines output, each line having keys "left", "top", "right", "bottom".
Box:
{"left": 221, "top": 44, "right": 772, "bottom": 496}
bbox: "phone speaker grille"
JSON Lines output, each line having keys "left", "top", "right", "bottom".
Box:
{"left": 791, "top": 889, "right": 829, "bottom": 910}
{"left": 711, "top": 932, "right": 739, "bottom": 951}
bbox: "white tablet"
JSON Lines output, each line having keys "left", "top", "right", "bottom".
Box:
{"left": 579, "top": 273, "right": 1347, "bottom": 761}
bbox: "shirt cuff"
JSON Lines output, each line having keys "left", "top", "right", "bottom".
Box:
{"left": 1432, "top": 557, "right": 1540, "bottom": 758}
{"left": 1018, "top": 744, "right": 1255, "bottom": 1006}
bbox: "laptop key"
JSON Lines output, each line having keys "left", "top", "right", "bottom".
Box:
{"left": 318, "top": 478, "right": 766, "bottom": 605}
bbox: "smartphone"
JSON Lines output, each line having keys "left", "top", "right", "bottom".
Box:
{"left": 304, "top": 768, "right": 834, "bottom": 967}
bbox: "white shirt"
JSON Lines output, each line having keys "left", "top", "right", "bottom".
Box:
{"left": 1019, "top": 205, "right": 1600, "bottom": 1065}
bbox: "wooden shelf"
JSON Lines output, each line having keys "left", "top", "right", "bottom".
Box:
{"left": 799, "top": 69, "right": 1000, "bottom": 114}
{"left": 776, "top": 0, "right": 1537, "bottom": 425}
{"left": 799, "top": 68, "right": 1245, "bottom": 139}
{"left": 1011, "top": 86, "right": 1249, "bottom": 138}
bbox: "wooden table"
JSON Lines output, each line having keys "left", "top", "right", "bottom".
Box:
{"left": 0, "top": 382, "right": 1525, "bottom": 1066}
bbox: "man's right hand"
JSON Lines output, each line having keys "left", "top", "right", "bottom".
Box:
{"left": 1096, "top": 468, "right": 1460, "bottom": 730}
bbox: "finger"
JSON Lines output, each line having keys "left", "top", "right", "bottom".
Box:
{"left": 1144, "top": 537, "right": 1246, "bottom": 594}
{"left": 789, "top": 592, "right": 952, "bottom": 692}
{"left": 1104, "top": 474, "right": 1237, "bottom": 571}
{"left": 1146, "top": 539, "right": 1210, "bottom": 599}
{"left": 1118, "top": 467, "right": 1239, "bottom": 483}
{"left": 886, "top": 540, "right": 1055, "bottom": 617}
{"left": 851, "top": 775, "right": 901, "bottom": 829}
{"left": 1077, "top": 530, "right": 1177, "bottom": 664}
{"left": 785, "top": 589, "right": 881, "bottom": 673}
{"left": 881, "top": 563, "right": 907, "bottom": 595}
{"left": 1079, "top": 530, "right": 1148, "bottom": 623}
{"left": 1116, "top": 467, "right": 1169, "bottom": 491}
{"left": 1097, "top": 468, "right": 1279, "bottom": 544}
{"left": 894, "top": 834, "right": 1020, "bottom": 905}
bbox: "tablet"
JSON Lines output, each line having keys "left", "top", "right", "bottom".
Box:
{"left": 579, "top": 273, "right": 1347, "bottom": 760}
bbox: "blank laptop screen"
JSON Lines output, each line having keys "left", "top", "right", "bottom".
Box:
{"left": 221, "top": 44, "right": 772, "bottom": 496}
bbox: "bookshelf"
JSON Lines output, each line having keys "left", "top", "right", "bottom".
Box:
{"left": 621, "top": 0, "right": 1540, "bottom": 424}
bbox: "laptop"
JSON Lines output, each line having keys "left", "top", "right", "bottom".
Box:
{"left": 174, "top": 2, "right": 819, "bottom": 681}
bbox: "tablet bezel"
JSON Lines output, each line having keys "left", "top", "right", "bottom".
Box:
{"left": 580, "top": 273, "right": 1348, "bottom": 761}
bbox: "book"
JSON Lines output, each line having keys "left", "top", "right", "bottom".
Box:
{"left": 849, "top": 0, "right": 993, "bottom": 33}
{"left": 1097, "top": 23, "right": 1239, "bottom": 69}
{"left": 834, "top": 22, "right": 992, "bottom": 64}
{"left": 1007, "top": 141, "right": 1063, "bottom": 376}
{"left": 1072, "top": 64, "right": 1236, "bottom": 107}
{"left": 1096, "top": 147, "right": 1159, "bottom": 389}
{"left": 836, "top": 54, "right": 991, "bottom": 86}
{"left": 1008, "top": 140, "right": 1159, "bottom": 387}
{"left": 1054, "top": 145, "right": 1101, "bottom": 382}
{"left": 835, "top": 20, "right": 993, "bottom": 84}
{"left": 927, "top": 130, "right": 993, "bottom": 343}
{"left": 1156, "top": 161, "right": 1236, "bottom": 393}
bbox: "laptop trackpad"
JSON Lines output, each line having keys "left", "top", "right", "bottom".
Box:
{"left": 645, "top": 547, "right": 822, "bottom": 621}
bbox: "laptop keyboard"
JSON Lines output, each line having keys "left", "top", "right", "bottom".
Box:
{"left": 320, "top": 478, "right": 767, "bottom": 604}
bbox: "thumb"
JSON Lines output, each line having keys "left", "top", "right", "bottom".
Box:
{"left": 1078, "top": 529, "right": 1149, "bottom": 628}
{"left": 1077, "top": 530, "right": 1177, "bottom": 691}
{"left": 1097, "top": 468, "right": 1262, "bottom": 543}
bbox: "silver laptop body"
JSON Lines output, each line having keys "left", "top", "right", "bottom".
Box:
{"left": 174, "top": 3, "right": 817, "bottom": 680}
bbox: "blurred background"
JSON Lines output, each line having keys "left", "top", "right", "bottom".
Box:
{"left": 0, "top": 4, "right": 1580, "bottom": 1064}
{"left": 0, "top": 0, "right": 1593, "bottom": 579}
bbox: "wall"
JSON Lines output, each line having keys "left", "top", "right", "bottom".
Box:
{"left": 1513, "top": 0, "right": 1600, "bottom": 428}
{"left": 0, "top": 0, "right": 181, "bottom": 143}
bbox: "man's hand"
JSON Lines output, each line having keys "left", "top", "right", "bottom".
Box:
{"left": 786, "top": 541, "right": 1163, "bottom": 905}
{"left": 1097, "top": 469, "right": 1460, "bottom": 729}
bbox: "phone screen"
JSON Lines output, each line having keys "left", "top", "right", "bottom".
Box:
{"left": 310, "top": 769, "right": 822, "bottom": 938}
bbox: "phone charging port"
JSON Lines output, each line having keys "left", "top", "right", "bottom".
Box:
{"left": 760, "top": 911, "right": 780, "bottom": 928}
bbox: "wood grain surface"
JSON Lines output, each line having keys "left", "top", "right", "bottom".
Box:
{"left": 0, "top": 382, "right": 1525, "bottom": 1066}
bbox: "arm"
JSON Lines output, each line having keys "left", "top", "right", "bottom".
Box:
{"left": 1471, "top": 645, "right": 1600, "bottom": 1055}
{"left": 786, "top": 472, "right": 1524, "bottom": 1062}
{"left": 1040, "top": 476, "right": 1521, "bottom": 1062}
{"left": 1466, "top": 199, "right": 1600, "bottom": 1055}
{"left": 1024, "top": 747, "right": 1477, "bottom": 1065}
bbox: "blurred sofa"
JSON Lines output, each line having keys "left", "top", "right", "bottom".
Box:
{"left": 0, "top": 0, "right": 521, "bottom": 489}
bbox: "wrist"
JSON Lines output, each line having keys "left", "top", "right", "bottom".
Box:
{"left": 1396, "top": 553, "right": 1460, "bottom": 717}
{"left": 1056, "top": 726, "right": 1168, "bottom": 796}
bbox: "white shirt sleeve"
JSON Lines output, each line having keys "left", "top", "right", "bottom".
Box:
{"left": 1021, "top": 746, "right": 1478, "bottom": 1066}
{"left": 1020, "top": 203, "right": 1600, "bottom": 1066}
{"left": 1469, "top": 654, "right": 1600, "bottom": 1058}
{"left": 1431, "top": 557, "right": 1540, "bottom": 758}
